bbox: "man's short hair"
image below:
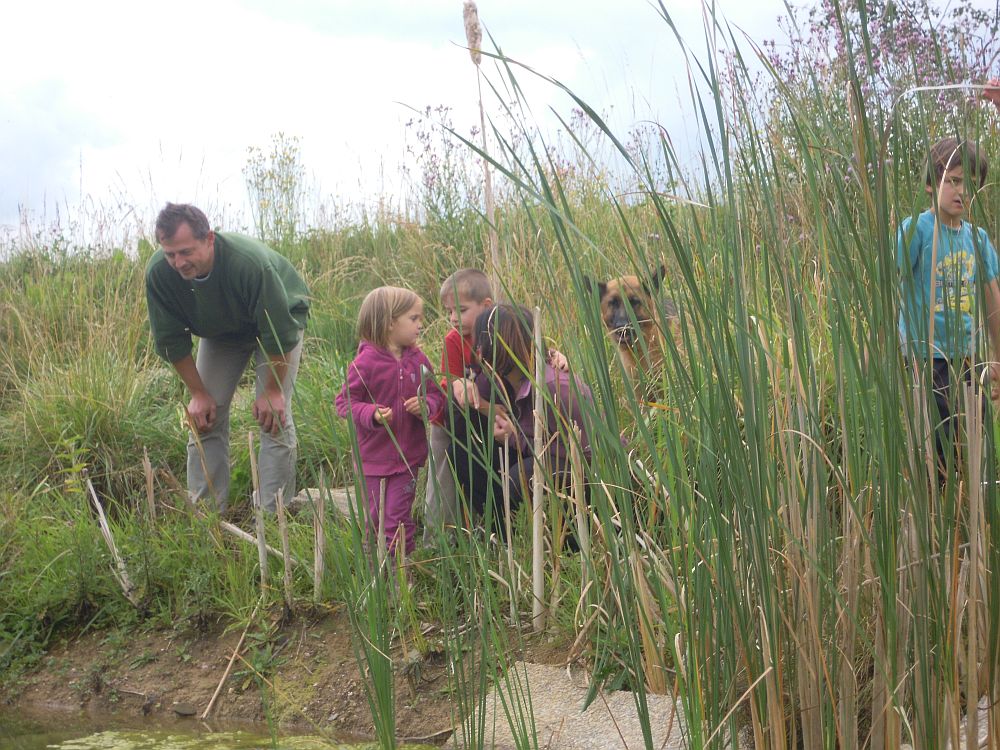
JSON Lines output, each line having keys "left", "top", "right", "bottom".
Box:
{"left": 155, "top": 203, "right": 212, "bottom": 242}
{"left": 439, "top": 268, "right": 493, "bottom": 305}
{"left": 925, "top": 138, "right": 988, "bottom": 189}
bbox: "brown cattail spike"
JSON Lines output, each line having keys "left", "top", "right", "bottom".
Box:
{"left": 463, "top": 1, "right": 482, "bottom": 65}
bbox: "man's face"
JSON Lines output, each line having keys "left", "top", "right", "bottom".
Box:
{"left": 160, "top": 223, "right": 216, "bottom": 280}
{"left": 928, "top": 165, "right": 969, "bottom": 227}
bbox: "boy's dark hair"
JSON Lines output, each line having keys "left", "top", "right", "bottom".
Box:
{"left": 925, "top": 138, "right": 988, "bottom": 189}
{"left": 440, "top": 268, "right": 493, "bottom": 305}
{"left": 475, "top": 304, "right": 534, "bottom": 381}
{"left": 155, "top": 203, "right": 212, "bottom": 242}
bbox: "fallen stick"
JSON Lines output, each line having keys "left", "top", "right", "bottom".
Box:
{"left": 85, "top": 472, "right": 140, "bottom": 607}
{"left": 201, "top": 596, "right": 263, "bottom": 719}
{"left": 249, "top": 433, "right": 268, "bottom": 593}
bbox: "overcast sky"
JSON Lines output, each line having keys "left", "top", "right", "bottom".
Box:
{"left": 3, "top": 0, "right": 989, "bottom": 241}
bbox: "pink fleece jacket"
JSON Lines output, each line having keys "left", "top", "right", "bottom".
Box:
{"left": 335, "top": 341, "right": 445, "bottom": 476}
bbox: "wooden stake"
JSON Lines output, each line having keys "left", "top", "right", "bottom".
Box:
{"left": 276, "top": 489, "right": 293, "bottom": 612}
{"left": 249, "top": 433, "right": 268, "bottom": 593}
{"left": 531, "top": 306, "right": 546, "bottom": 632}
{"left": 85, "top": 472, "right": 140, "bottom": 607}
{"left": 142, "top": 447, "right": 156, "bottom": 521}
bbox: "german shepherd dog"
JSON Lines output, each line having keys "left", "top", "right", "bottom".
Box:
{"left": 585, "top": 265, "right": 678, "bottom": 388}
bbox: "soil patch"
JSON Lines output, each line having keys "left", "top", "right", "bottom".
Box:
{"left": 1, "top": 607, "right": 574, "bottom": 745}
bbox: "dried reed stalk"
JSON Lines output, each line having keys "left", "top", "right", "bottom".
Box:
{"left": 377, "top": 478, "right": 387, "bottom": 570}
{"left": 249, "top": 432, "right": 268, "bottom": 592}
{"left": 630, "top": 552, "right": 668, "bottom": 694}
{"left": 531, "top": 306, "right": 546, "bottom": 631}
{"left": 500, "top": 440, "right": 516, "bottom": 620}
{"left": 964, "top": 381, "right": 984, "bottom": 748}
{"left": 85, "top": 472, "right": 140, "bottom": 607}
{"left": 142, "top": 446, "right": 156, "bottom": 521}
{"left": 463, "top": 0, "right": 499, "bottom": 298}
{"left": 314, "top": 475, "right": 326, "bottom": 603}
{"left": 276, "top": 489, "right": 293, "bottom": 612}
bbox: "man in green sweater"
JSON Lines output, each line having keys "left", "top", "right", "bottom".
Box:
{"left": 145, "top": 203, "right": 310, "bottom": 513}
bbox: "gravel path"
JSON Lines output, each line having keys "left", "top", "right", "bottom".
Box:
{"left": 446, "top": 662, "right": 689, "bottom": 750}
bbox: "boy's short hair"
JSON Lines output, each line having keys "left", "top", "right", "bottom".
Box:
{"left": 357, "top": 286, "right": 421, "bottom": 348}
{"left": 925, "top": 138, "right": 988, "bottom": 189}
{"left": 440, "top": 268, "right": 493, "bottom": 305}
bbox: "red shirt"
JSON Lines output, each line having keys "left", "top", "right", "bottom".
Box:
{"left": 433, "top": 328, "right": 477, "bottom": 424}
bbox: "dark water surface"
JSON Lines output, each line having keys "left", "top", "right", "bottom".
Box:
{"left": 0, "top": 709, "right": 371, "bottom": 749}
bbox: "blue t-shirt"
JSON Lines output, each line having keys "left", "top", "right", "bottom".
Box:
{"left": 897, "top": 209, "right": 999, "bottom": 360}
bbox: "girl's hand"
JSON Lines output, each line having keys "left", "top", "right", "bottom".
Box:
{"left": 403, "top": 396, "right": 423, "bottom": 416}
{"left": 548, "top": 348, "right": 569, "bottom": 372}
{"left": 374, "top": 406, "right": 393, "bottom": 425}
{"left": 452, "top": 378, "right": 480, "bottom": 409}
{"left": 493, "top": 412, "right": 516, "bottom": 442}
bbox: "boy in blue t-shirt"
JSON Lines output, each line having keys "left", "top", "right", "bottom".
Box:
{"left": 897, "top": 137, "right": 1000, "bottom": 467}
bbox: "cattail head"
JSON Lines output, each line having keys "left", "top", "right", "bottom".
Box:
{"left": 463, "top": 1, "right": 482, "bottom": 66}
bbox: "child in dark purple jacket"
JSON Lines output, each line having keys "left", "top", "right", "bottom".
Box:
{"left": 336, "top": 286, "right": 444, "bottom": 555}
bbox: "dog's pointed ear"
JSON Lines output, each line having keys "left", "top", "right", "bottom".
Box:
{"left": 583, "top": 275, "right": 607, "bottom": 300}
{"left": 643, "top": 265, "right": 667, "bottom": 295}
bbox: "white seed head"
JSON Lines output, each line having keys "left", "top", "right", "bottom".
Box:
{"left": 463, "top": 1, "right": 482, "bottom": 66}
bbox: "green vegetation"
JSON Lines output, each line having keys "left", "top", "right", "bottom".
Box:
{"left": 3, "top": 0, "right": 1000, "bottom": 747}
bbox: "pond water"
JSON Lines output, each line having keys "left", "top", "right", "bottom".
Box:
{"left": 0, "top": 710, "right": 375, "bottom": 750}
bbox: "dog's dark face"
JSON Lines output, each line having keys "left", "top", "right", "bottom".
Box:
{"left": 586, "top": 266, "right": 666, "bottom": 349}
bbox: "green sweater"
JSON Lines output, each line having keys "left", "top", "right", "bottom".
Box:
{"left": 145, "top": 232, "right": 310, "bottom": 363}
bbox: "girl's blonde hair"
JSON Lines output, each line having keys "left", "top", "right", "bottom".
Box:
{"left": 357, "top": 286, "right": 421, "bottom": 348}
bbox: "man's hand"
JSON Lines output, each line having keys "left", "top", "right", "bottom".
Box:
{"left": 253, "top": 388, "right": 287, "bottom": 436}
{"left": 982, "top": 78, "right": 1000, "bottom": 110}
{"left": 493, "top": 411, "right": 516, "bottom": 442}
{"left": 374, "top": 406, "right": 393, "bottom": 425}
{"left": 452, "top": 378, "right": 480, "bottom": 409}
{"left": 187, "top": 391, "right": 217, "bottom": 433}
{"left": 403, "top": 396, "right": 424, "bottom": 416}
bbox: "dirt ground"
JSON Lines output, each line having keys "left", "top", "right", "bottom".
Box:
{"left": 1, "top": 605, "right": 573, "bottom": 745}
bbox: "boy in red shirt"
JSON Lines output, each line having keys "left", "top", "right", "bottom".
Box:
{"left": 423, "top": 269, "right": 494, "bottom": 544}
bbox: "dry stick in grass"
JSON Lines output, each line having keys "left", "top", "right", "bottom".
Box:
{"left": 964, "top": 381, "right": 985, "bottom": 748}
{"left": 462, "top": 1, "right": 499, "bottom": 298}
{"left": 85, "top": 471, "right": 140, "bottom": 607}
{"left": 499, "top": 440, "right": 516, "bottom": 620}
{"left": 314, "top": 475, "right": 326, "bottom": 603}
{"left": 570, "top": 427, "right": 591, "bottom": 610}
{"left": 377, "top": 478, "right": 388, "bottom": 571}
{"left": 276, "top": 489, "right": 293, "bottom": 612}
{"left": 249, "top": 432, "right": 268, "bottom": 593}
{"left": 201, "top": 595, "right": 264, "bottom": 719}
{"left": 531, "top": 306, "right": 546, "bottom": 632}
{"left": 142, "top": 446, "right": 156, "bottom": 521}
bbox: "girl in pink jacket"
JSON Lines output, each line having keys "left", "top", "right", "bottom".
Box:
{"left": 335, "top": 287, "right": 444, "bottom": 555}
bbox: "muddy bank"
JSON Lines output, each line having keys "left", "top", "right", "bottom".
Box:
{"left": 2, "top": 607, "right": 572, "bottom": 745}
